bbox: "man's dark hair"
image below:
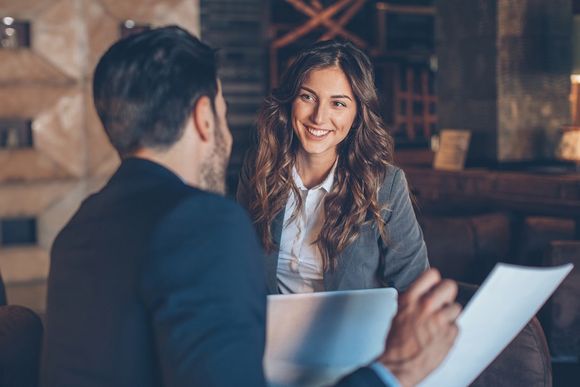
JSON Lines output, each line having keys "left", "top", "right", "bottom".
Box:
{"left": 93, "top": 25, "right": 218, "bottom": 157}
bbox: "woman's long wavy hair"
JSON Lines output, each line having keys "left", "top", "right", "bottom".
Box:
{"left": 246, "top": 40, "right": 394, "bottom": 271}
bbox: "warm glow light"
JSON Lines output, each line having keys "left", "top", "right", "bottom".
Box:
{"left": 571, "top": 74, "right": 580, "bottom": 84}
{"left": 2, "top": 16, "right": 14, "bottom": 26}
{"left": 557, "top": 129, "right": 580, "bottom": 161}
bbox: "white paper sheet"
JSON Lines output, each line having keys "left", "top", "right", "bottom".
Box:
{"left": 419, "top": 263, "right": 573, "bottom": 387}
{"left": 264, "top": 287, "right": 398, "bottom": 387}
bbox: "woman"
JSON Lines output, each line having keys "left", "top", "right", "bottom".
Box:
{"left": 237, "top": 40, "right": 428, "bottom": 294}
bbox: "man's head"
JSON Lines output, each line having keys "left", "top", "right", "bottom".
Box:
{"left": 93, "top": 26, "right": 231, "bottom": 193}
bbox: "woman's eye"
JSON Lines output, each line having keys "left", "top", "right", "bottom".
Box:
{"left": 333, "top": 101, "right": 347, "bottom": 108}
{"left": 300, "top": 94, "right": 313, "bottom": 101}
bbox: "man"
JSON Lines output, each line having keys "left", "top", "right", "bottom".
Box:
{"left": 42, "top": 26, "right": 460, "bottom": 387}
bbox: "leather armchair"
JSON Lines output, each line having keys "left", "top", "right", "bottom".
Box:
{"left": 0, "top": 275, "right": 43, "bottom": 387}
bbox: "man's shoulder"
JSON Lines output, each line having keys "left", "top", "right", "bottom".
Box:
{"left": 144, "top": 190, "right": 262, "bottom": 288}
{"left": 163, "top": 187, "right": 245, "bottom": 219}
{"left": 157, "top": 191, "right": 256, "bottom": 239}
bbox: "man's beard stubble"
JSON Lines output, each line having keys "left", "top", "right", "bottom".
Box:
{"left": 200, "top": 122, "right": 229, "bottom": 195}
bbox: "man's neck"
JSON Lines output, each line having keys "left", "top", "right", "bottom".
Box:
{"left": 131, "top": 147, "right": 201, "bottom": 188}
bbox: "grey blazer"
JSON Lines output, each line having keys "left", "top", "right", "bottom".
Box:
{"left": 237, "top": 163, "right": 429, "bottom": 295}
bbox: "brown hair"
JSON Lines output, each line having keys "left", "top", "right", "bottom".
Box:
{"left": 243, "top": 40, "right": 394, "bottom": 271}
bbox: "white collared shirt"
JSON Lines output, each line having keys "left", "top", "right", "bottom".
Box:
{"left": 276, "top": 160, "right": 338, "bottom": 294}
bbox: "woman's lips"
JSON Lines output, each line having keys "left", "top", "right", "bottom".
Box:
{"left": 305, "top": 126, "right": 332, "bottom": 138}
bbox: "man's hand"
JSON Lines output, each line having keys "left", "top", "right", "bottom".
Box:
{"left": 378, "top": 269, "right": 461, "bottom": 387}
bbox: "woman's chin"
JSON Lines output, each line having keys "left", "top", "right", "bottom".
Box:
{"left": 298, "top": 144, "right": 336, "bottom": 158}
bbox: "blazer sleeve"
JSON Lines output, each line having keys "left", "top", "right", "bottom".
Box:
{"left": 334, "top": 367, "right": 391, "bottom": 387}
{"left": 379, "top": 168, "right": 429, "bottom": 292}
{"left": 140, "top": 195, "right": 267, "bottom": 387}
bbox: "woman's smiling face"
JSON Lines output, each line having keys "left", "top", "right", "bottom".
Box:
{"left": 291, "top": 66, "right": 357, "bottom": 160}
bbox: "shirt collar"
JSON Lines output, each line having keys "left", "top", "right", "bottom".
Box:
{"left": 291, "top": 157, "right": 338, "bottom": 192}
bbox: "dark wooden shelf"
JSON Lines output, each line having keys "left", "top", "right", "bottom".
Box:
{"left": 404, "top": 167, "right": 580, "bottom": 219}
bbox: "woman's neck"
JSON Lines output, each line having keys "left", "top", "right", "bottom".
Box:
{"left": 295, "top": 150, "right": 337, "bottom": 189}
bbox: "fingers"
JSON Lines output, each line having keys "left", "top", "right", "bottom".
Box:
{"left": 426, "top": 316, "right": 460, "bottom": 360}
{"left": 380, "top": 272, "right": 461, "bottom": 387}
{"left": 431, "top": 304, "right": 461, "bottom": 344}
{"left": 420, "top": 279, "right": 458, "bottom": 315}
{"left": 430, "top": 322, "right": 459, "bottom": 365}
{"left": 400, "top": 269, "right": 441, "bottom": 306}
{"left": 417, "top": 302, "right": 461, "bottom": 348}
{"left": 441, "top": 322, "right": 459, "bottom": 349}
{"left": 440, "top": 302, "right": 462, "bottom": 323}
{"left": 431, "top": 302, "right": 462, "bottom": 331}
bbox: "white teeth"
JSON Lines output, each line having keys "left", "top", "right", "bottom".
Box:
{"left": 306, "top": 127, "right": 330, "bottom": 137}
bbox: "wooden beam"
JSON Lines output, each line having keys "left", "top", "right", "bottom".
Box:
{"left": 375, "top": 3, "right": 435, "bottom": 15}
{"left": 273, "top": 0, "right": 353, "bottom": 49}
{"left": 320, "top": 0, "right": 367, "bottom": 47}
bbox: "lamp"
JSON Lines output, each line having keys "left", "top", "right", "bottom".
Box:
{"left": 559, "top": 15, "right": 580, "bottom": 170}
{"left": 557, "top": 126, "right": 580, "bottom": 171}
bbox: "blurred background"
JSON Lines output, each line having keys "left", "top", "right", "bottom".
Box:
{"left": 0, "top": 0, "right": 578, "bottom": 384}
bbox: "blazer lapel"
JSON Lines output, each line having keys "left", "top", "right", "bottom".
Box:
{"left": 323, "top": 245, "right": 351, "bottom": 291}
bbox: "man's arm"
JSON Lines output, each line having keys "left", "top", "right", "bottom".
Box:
{"left": 140, "top": 195, "right": 267, "bottom": 387}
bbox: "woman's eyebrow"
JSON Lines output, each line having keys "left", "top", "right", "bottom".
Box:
{"left": 300, "top": 86, "right": 353, "bottom": 101}
{"left": 300, "top": 86, "right": 318, "bottom": 96}
{"left": 331, "top": 94, "right": 352, "bottom": 101}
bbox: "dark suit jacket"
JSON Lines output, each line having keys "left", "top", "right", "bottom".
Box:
{"left": 42, "top": 158, "right": 386, "bottom": 387}
{"left": 237, "top": 160, "right": 429, "bottom": 295}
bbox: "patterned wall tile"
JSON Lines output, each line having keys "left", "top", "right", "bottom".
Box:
{"left": 83, "top": 0, "right": 118, "bottom": 76}
{"left": 0, "top": 180, "right": 94, "bottom": 281}
{"left": 0, "top": 51, "right": 72, "bottom": 84}
{"left": 0, "top": 247, "right": 49, "bottom": 284}
{"left": 0, "top": 86, "right": 85, "bottom": 181}
{"left": 34, "top": 0, "right": 86, "bottom": 80}
{"left": 5, "top": 281, "right": 46, "bottom": 312}
{"left": 34, "top": 89, "right": 86, "bottom": 178}
{"left": 99, "top": 0, "right": 200, "bottom": 35}
{"left": 0, "top": 0, "right": 54, "bottom": 19}
{"left": 0, "top": 84, "right": 71, "bottom": 117}
{"left": 0, "top": 150, "right": 71, "bottom": 181}
{"left": 0, "top": 181, "right": 76, "bottom": 216}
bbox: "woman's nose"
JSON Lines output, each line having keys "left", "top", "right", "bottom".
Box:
{"left": 310, "top": 103, "right": 328, "bottom": 125}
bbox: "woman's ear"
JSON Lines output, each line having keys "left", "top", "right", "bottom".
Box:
{"left": 192, "top": 96, "right": 213, "bottom": 142}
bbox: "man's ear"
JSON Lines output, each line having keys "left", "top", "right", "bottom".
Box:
{"left": 192, "top": 96, "right": 214, "bottom": 143}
